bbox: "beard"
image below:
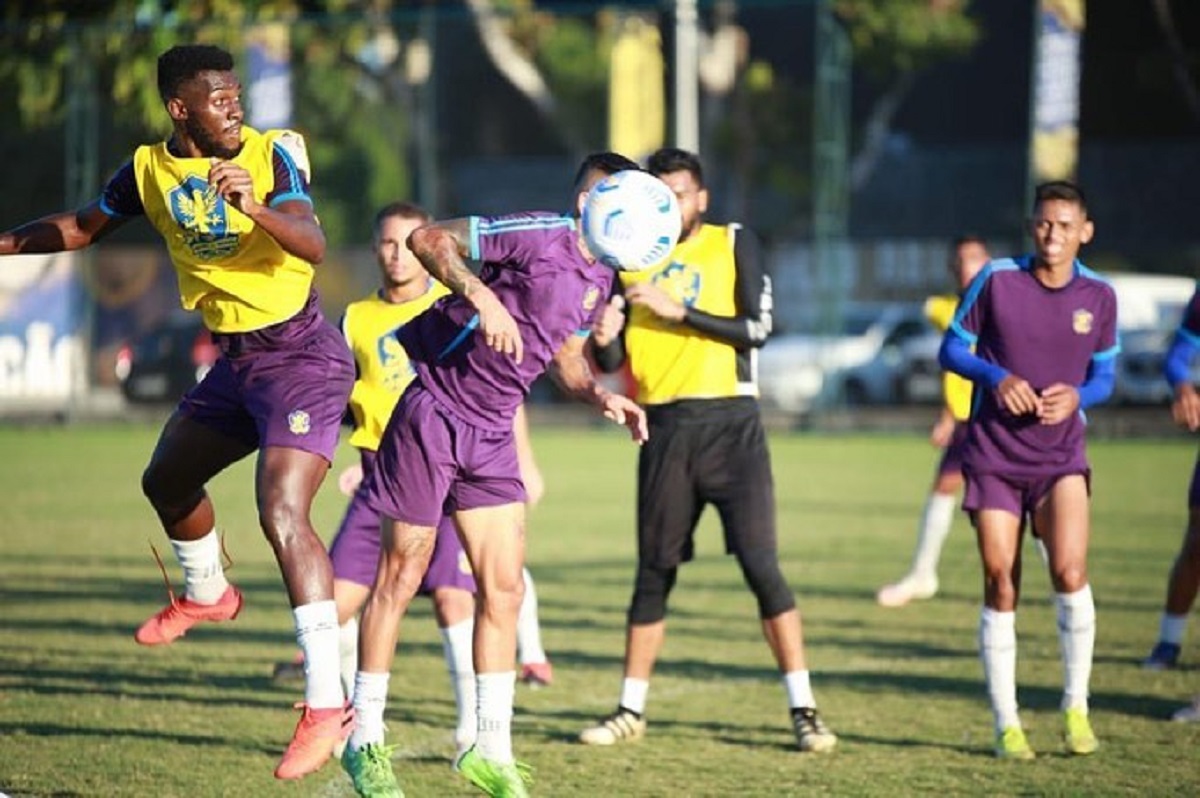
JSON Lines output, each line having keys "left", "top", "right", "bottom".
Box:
{"left": 185, "top": 116, "right": 240, "bottom": 160}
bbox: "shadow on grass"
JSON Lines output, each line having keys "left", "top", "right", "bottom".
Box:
{"left": 0, "top": 720, "right": 279, "bottom": 758}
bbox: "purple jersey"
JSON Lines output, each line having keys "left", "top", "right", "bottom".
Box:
{"left": 399, "top": 213, "right": 613, "bottom": 430}
{"left": 948, "top": 256, "right": 1119, "bottom": 477}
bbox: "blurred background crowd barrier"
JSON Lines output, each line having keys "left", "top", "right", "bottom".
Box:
{"left": 0, "top": 0, "right": 1196, "bottom": 418}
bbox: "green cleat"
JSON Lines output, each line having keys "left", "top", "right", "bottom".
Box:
{"left": 1063, "top": 708, "right": 1098, "bottom": 755}
{"left": 994, "top": 726, "right": 1035, "bottom": 760}
{"left": 341, "top": 742, "right": 404, "bottom": 798}
{"left": 454, "top": 745, "right": 533, "bottom": 798}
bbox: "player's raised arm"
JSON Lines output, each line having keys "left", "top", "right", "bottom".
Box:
{"left": 408, "top": 218, "right": 523, "bottom": 363}
{"left": 0, "top": 201, "right": 128, "bottom": 255}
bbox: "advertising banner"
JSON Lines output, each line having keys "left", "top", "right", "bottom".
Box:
{"left": 1029, "top": 0, "right": 1086, "bottom": 182}
{"left": 0, "top": 252, "right": 85, "bottom": 406}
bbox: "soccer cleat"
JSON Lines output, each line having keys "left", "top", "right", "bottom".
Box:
{"left": 579, "top": 707, "right": 646, "bottom": 746}
{"left": 518, "top": 661, "right": 554, "bottom": 688}
{"left": 1171, "top": 695, "right": 1200, "bottom": 723}
{"left": 272, "top": 651, "right": 306, "bottom": 683}
{"left": 994, "top": 726, "right": 1035, "bottom": 760}
{"left": 791, "top": 707, "right": 838, "bottom": 753}
{"left": 1142, "top": 641, "right": 1181, "bottom": 670}
{"left": 454, "top": 746, "right": 532, "bottom": 798}
{"left": 134, "top": 584, "right": 243, "bottom": 645}
{"left": 342, "top": 742, "right": 404, "bottom": 797}
{"left": 875, "top": 576, "right": 938, "bottom": 608}
{"left": 274, "top": 701, "right": 355, "bottom": 780}
{"left": 1062, "top": 708, "right": 1098, "bottom": 755}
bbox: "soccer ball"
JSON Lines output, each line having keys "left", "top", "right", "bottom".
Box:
{"left": 581, "top": 170, "right": 682, "bottom": 272}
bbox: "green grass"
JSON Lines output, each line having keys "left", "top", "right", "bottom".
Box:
{"left": 0, "top": 423, "right": 1197, "bottom": 797}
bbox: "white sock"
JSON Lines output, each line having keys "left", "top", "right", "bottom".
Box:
{"left": 516, "top": 568, "right": 547, "bottom": 665}
{"left": 909, "top": 493, "right": 956, "bottom": 581}
{"left": 338, "top": 618, "right": 359, "bottom": 701}
{"left": 475, "top": 671, "right": 516, "bottom": 763}
{"left": 441, "top": 618, "right": 476, "bottom": 750}
{"left": 618, "top": 677, "right": 650, "bottom": 715}
{"left": 979, "top": 607, "right": 1020, "bottom": 733}
{"left": 1056, "top": 585, "right": 1095, "bottom": 711}
{"left": 1160, "top": 613, "right": 1188, "bottom": 646}
{"left": 350, "top": 670, "right": 390, "bottom": 749}
{"left": 170, "top": 530, "right": 229, "bottom": 604}
{"left": 294, "top": 600, "right": 343, "bottom": 709}
{"left": 783, "top": 670, "right": 816, "bottom": 709}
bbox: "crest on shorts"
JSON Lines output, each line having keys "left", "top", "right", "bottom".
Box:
{"left": 1072, "top": 309, "right": 1093, "bottom": 334}
{"left": 287, "top": 409, "right": 311, "bottom": 435}
{"left": 582, "top": 286, "right": 600, "bottom": 311}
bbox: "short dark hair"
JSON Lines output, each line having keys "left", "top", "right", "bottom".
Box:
{"left": 373, "top": 201, "right": 431, "bottom": 235}
{"left": 951, "top": 233, "right": 987, "bottom": 250}
{"left": 1034, "top": 180, "right": 1088, "bottom": 215}
{"left": 647, "top": 147, "right": 704, "bottom": 187}
{"left": 157, "top": 45, "right": 235, "bottom": 102}
{"left": 572, "top": 152, "right": 640, "bottom": 194}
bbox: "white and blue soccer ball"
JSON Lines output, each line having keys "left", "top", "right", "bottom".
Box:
{"left": 581, "top": 170, "right": 682, "bottom": 272}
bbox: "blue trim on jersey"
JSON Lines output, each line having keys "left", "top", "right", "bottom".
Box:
{"left": 438, "top": 313, "right": 481, "bottom": 361}
{"left": 273, "top": 142, "right": 304, "bottom": 192}
{"left": 574, "top": 328, "right": 590, "bottom": 337}
{"left": 469, "top": 216, "right": 482, "bottom": 261}
{"left": 268, "top": 191, "right": 313, "bottom": 208}
{"left": 98, "top": 197, "right": 126, "bottom": 217}
{"left": 476, "top": 214, "right": 575, "bottom": 232}
{"left": 947, "top": 259, "right": 1019, "bottom": 344}
{"left": 1093, "top": 343, "right": 1120, "bottom": 361}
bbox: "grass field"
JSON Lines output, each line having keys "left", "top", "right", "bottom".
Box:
{"left": 1, "top": 422, "right": 1197, "bottom": 797}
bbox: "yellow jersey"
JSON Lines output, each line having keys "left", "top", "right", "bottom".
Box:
{"left": 619, "top": 223, "right": 757, "bottom": 405}
{"left": 342, "top": 281, "right": 450, "bottom": 451}
{"left": 925, "top": 293, "right": 972, "bottom": 421}
{"left": 125, "top": 126, "right": 317, "bottom": 333}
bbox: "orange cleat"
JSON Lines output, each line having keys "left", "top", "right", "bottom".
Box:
{"left": 134, "top": 585, "right": 243, "bottom": 646}
{"left": 274, "top": 701, "right": 355, "bottom": 780}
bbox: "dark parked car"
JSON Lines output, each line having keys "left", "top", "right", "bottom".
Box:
{"left": 115, "top": 312, "right": 217, "bottom": 404}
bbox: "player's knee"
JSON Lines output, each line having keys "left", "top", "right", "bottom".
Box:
{"left": 478, "top": 573, "right": 524, "bottom": 622}
{"left": 627, "top": 562, "right": 677, "bottom": 625}
{"left": 736, "top": 548, "right": 795, "bottom": 619}
{"left": 258, "top": 494, "right": 308, "bottom": 544}
{"left": 141, "top": 464, "right": 204, "bottom": 526}
{"left": 1049, "top": 563, "right": 1088, "bottom": 594}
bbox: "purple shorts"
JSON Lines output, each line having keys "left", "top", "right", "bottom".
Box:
{"left": 936, "top": 423, "right": 969, "bottom": 477}
{"left": 329, "top": 450, "right": 477, "bottom": 594}
{"left": 962, "top": 467, "right": 1091, "bottom": 520}
{"left": 362, "top": 383, "right": 526, "bottom": 526}
{"left": 181, "top": 292, "right": 354, "bottom": 462}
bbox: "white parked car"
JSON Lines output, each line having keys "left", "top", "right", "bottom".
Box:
{"left": 757, "top": 302, "right": 934, "bottom": 414}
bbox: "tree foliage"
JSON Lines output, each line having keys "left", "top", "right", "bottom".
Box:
{"left": 0, "top": 0, "right": 416, "bottom": 245}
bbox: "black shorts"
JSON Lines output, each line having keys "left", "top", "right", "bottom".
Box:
{"left": 637, "top": 397, "right": 775, "bottom": 568}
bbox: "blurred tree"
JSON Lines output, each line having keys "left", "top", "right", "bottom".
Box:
{"left": 465, "top": 0, "right": 615, "bottom": 156}
{"left": 1151, "top": 0, "right": 1200, "bottom": 126}
{"left": 0, "top": 0, "right": 419, "bottom": 245}
{"left": 835, "top": 0, "right": 981, "bottom": 191}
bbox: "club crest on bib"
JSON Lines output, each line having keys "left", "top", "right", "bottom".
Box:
{"left": 287, "top": 409, "right": 312, "bottom": 435}
{"left": 653, "top": 261, "right": 702, "bottom": 308}
{"left": 1072, "top": 309, "right": 1093, "bottom": 335}
{"left": 169, "top": 175, "right": 240, "bottom": 260}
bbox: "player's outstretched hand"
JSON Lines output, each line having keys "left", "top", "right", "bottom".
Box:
{"left": 626, "top": 282, "right": 686, "bottom": 323}
{"left": 600, "top": 393, "right": 649, "bottom": 444}
{"left": 1172, "top": 383, "right": 1200, "bottom": 431}
{"left": 474, "top": 288, "right": 524, "bottom": 363}
{"left": 1037, "top": 383, "right": 1080, "bottom": 425}
{"left": 208, "top": 158, "right": 260, "bottom": 217}
{"left": 995, "top": 374, "right": 1041, "bottom": 417}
